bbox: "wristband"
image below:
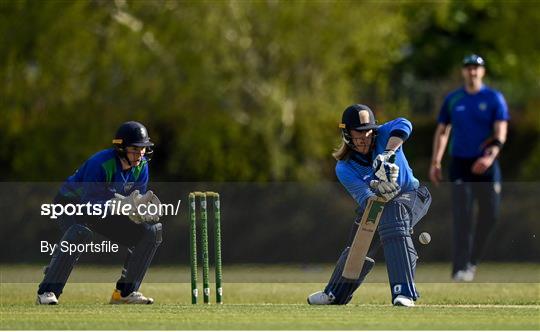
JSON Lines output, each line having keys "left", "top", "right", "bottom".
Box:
{"left": 487, "top": 138, "right": 504, "bottom": 149}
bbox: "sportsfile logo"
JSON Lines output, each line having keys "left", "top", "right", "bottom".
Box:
{"left": 41, "top": 240, "right": 119, "bottom": 255}
{"left": 40, "top": 200, "right": 181, "bottom": 219}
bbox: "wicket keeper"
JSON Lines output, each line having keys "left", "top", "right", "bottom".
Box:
{"left": 308, "top": 104, "right": 431, "bottom": 307}
{"left": 36, "top": 121, "right": 163, "bottom": 305}
{"left": 429, "top": 54, "right": 509, "bottom": 281}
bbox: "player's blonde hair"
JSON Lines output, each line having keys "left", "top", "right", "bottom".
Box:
{"left": 332, "top": 142, "right": 351, "bottom": 161}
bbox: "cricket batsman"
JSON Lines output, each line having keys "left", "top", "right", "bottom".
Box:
{"left": 308, "top": 104, "right": 431, "bottom": 307}
{"left": 36, "top": 121, "right": 163, "bottom": 305}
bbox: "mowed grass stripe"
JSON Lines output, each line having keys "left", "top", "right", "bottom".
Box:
{"left": 1, "top": 304, "right": 538, "bottom": 330}
{"left": 1, "top": 264, "right": 539, "bottom": 329}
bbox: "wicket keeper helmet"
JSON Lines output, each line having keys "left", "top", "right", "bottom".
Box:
{"left": 112, "top": 121, "right": 154, "bottom": 161}
{"left": 339, "top": 104, "right": 379, "bottom": 149}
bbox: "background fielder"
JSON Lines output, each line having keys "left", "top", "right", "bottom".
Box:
{"left": 37, "top": 121, "right": 163, "bottom": 305}
{"left": 308, "top": 104, "right": 431, "bottom": 307}
{"left": 429, "top": 54, "right": 509, "bottom": 281}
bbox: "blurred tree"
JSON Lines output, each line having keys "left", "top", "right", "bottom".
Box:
{"left": 0, "top": 0, "right": 537, "bottom": 181}
{"left": 396, "top": 0, "right": 540, "bottom": 113}
{"left": 1, "top": 0, "right": 538, "bottom": 264}
{"left": 1, "top": 0, "right": 410, "bottom": 181}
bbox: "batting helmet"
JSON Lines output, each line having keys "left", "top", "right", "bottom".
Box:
{"left": 339, "top": 104, "right": 379, "bottom": 150}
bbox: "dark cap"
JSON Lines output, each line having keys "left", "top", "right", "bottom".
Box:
{"left": 339, "top": 104, "right": 379, "bottom": 131}
{"left": 463, "top": 54, "right": 485, "bottom": 67}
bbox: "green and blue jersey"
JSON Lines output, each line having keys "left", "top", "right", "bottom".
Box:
{"left": 438, "top": 85, "right": 509, "bottom": 158}
{"left": 336, "top": 118, "right": 419, "bottom": 209}
{"left": 58, "top": 148, "right": 149, "bottom": 204}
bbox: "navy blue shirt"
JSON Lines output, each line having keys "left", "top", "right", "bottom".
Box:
{"left": 58, "top": 148, "right": 149, "bottom": 204}
{"left": 336, "top": 118, "right": 419, "bottom": 210}
{"left": 438, "top": 85, "right": 509, "bottom": 158}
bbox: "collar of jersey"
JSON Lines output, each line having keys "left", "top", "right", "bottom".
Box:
{"left": 349, "top": 150, "right": 372, "bottom": 166}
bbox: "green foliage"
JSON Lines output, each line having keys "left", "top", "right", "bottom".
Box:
{"left": 0, "top": 0, "right": 538, "bottom": 180}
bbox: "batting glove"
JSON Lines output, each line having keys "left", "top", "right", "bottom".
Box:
{"left": 373, "top": 152, "right": 399, "bottom": 185}
{"left": 370, "top": 180, "right": 401, "bottom": 201}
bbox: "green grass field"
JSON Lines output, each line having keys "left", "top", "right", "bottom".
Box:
{"left": 1, "top": 263, "right": 539, "bottom": 330}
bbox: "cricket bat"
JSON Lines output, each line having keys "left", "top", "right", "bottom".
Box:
{"left": 342, "top": 195, "right": 387, "bottom": 279}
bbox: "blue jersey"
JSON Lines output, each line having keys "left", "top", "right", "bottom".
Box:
{"left": 58, "top": 148, "right": 149, "bottom": 204}
{"left": 336, "top": 118, "right": 419, "bottom": 209}
{"left": 438, "top": 85, "right": 509, "bottom": 158}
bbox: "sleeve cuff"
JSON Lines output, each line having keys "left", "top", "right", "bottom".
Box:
{"left": 390, "top": 129, "right": 409, "bottom": 141}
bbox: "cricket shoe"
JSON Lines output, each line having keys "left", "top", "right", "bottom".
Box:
{"left": 453, "top": 269, "right": 474, "bottom": 282}
{"left": 109, "top": 289, "right": 154, "bottom": 304}
{"left": 36, "top": 292, "right": 58, "bottom": 305}
{"left": 467, "top": 264, "right": 477, "bottom": 278}
{"left": 307, "top": 291, "right": 335, "bottom": 305}
{"left": 393, "top": 295, "right": 415, "bottom": 307}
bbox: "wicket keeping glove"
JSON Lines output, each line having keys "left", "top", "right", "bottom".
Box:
{"left": 138, "top": 190, "right": 162, "bottom": 223}
{"left": 370, "top": 180, "right": 401, "bottom": 201}
{"left": 111, "top": 190, "right": 145, "bottom": 224}
{"left": 112, "top": 190, "right": 162, "bottom": 224}
{"left": 373, "top": 150, "right": 399, "bottom": 184}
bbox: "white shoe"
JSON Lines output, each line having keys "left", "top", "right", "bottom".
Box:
{"left": 307, "top": 291, "right": 334, "bottom": 305}
{"left": 110, "top": 289, "right": 154, "bottom": 304}
{"left": 36, "top": 292, "right": 58, "bottom": 305}
{"left": 393, "top": 295, "right": 415, "bottom": 307}
{"left": 453, "top": 269, "right": 474, "bottom": 282}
